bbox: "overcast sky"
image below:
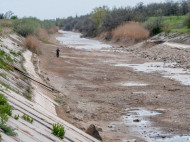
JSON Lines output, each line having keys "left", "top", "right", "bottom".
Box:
{"left": 0, "top": 0, "right": 177, "bottom": 20}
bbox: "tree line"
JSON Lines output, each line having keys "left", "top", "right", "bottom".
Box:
{"left": 55, "top": 0, "right": 190, "bottom": 37}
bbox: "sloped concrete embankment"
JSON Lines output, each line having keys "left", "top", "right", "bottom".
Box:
{"left": 0, "top": 34, "right": 99, "bottom": 142}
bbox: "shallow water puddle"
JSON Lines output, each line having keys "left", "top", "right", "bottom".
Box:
{"left": 121, "top": 108, "right": 190, "bottom": 142}
{"left": 156, "top": 135, "right": 190, "bottom": 142}
{"left": 57, "top": 30, "right": 112, "bottom": 50}
{"left": 120, "top": 82, "right": 148, "bottom": 87}
{"left": 123, "top": 109, "right": 162, "bottom": 141}
{"left": 115, "top": 62, "right": 190, "bottom": 86}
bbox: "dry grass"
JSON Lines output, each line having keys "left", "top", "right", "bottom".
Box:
{"left": 112, "top": 22, "right": 149, "bottom": 41}
{"left": 25, "top": 35, "right": 40, "bottom": 54}
{"left": 0, "top": 19, "right": 13, "bottom": 27}
{"left": 38, "top": 28, "right": 49, "bottom": 40}
{"left": 48, "top": 26, "right": 59, "bottom": 34}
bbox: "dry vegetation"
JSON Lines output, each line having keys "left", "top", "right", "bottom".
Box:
{"left": 47, "top": 27, "right": 59, "bottom": 34}
{"left": 38, "top": 28, "right": 49, "bottom": 40}
{"left": 25, "top": 35, "right": 40, "bottom": 54}
{"left": 112, "top": 22, "right": 149, "bottom": 41}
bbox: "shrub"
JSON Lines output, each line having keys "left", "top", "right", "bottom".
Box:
{"left": 0, "top": 94, "right": 12, "bottom": 117}
{"left": 183, "top": 13, "right": 190, "bottom": 28}
{"left": 0, "top": 94, "right": 16, "bottom": 136}
{"left": 38, "top": 28, "right": 49, "bottom": 40}
{"left": 0, "top": 103, "right": 12, "bottom": 116}
{"left": 0, "top": 50, "right": 14, "bottom": 64}
{"left": 14, "top": 114, "right": 19, "bottom": 120}
{"left": 52, "top": 123, "right": 65, "bottom": 139}
{"left": 145, "top": 17, "right": 163, "bottom": 36}
{"left": 13, "top": 18, "right": 41, "bottom": 37}
{"left": 25, "top": 35, "right": 40, "bottom": 54}
{"left": 0, "top": 58, "right": 13, "bottom": 71}
{"left": 112, "top": 22, "right": 149, "bottom": 40}
{"left": 0, "top": 124, "right": 16, "bottom": 136}
{"left": 22, "top": 114, "right": 34, "bottom": 123}
{"left": 13, "top": 18, "right": 57, "bottom": 37}
{"left": 0, "top": 113, "right": 8, "bottom": 124}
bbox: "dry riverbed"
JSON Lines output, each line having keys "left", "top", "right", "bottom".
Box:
{"left": 38, "top": 31, "right": 190, "bottom": 142}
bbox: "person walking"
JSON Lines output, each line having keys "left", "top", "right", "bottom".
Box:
{"left": 56, "top": 48, "right": 60, "bottom": 58}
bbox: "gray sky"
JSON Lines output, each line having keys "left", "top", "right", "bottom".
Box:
{"left": 0, "top": 0, "right": 175, "bottom": 20}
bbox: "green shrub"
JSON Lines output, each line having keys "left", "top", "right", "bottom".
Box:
{"left": 14, "top": 114, "right": 19, "bottom": 120}
{"left": 0, "top": 94, "right": 7, "bottom": 105}
{"left": 183, "top": 13, "right": 190, "bottom": 28}
{"left": 0, "top": 124, "right": 16, "bottom": 136}
{"left": 13, "top": 18, "right": 41, "bottom": 37}
{"left": 0, "top": 50, "right": 14, "bottom": 71}
{"left": 22, "top": 114, "right": 33, "bottom": 123}
{"left": 10, "top": 50, "right": 18, "bottom": 57}
{"left": 0, "top": 113, "right": 8, "bottom": 124}
{"left": 13, "top": 18, "right": 56, "bottom": 37}
{"left": 52, "top": 123, "right": 65, "bottom": 139}
{"left": 0, "top": 58, "right": 13, "bottom": 71}
{"left": 0, "top": 94, "right": 12, "bottom": 117}
{"left": 0, "top": 94, "right": 16, "bottom": 136}
{"left": 0, "top": 73, "right": 7, "bottom": 79}
{"left": 145, "top": 17, "right": 163, "bottom": 36}
{"left": 0, "top": 27, "right": 2, "bottom": 34}
{"left": 17, "top": 51, "right": 22, "bottom": 57}
{"left": 0, "top": 103, "right": 12, "bottom": 116}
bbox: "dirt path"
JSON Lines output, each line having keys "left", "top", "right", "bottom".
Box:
{"left": 38, "top": 33, "right": 190, "bottom": 141}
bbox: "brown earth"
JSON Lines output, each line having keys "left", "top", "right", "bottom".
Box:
{"left": 37, "top": 33, "right": 190, "bottom": 142}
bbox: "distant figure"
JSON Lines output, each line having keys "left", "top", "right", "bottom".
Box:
{"left": 56, "top": 48, "right": 60, "bottom": 58}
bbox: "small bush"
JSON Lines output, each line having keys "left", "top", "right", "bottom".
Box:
{"left": 10, "top": 50, "right": 18, "bottom": 57}
{"left": 0, "top": 113, "right": 8, "bottom": 124}
{"left": 13, "top": 18, "right": 41, "bottom": 37}
{"left": 0, "top": 94, "right": 12, "bottom": 117}
{"left": 22, "top": 114, "right": 33, "bottom": 123}
{"left": 145, "top": 18, "right": 163, "bottom": 36}
{"left": 0, "top": 124, "right": 16, "bottom": 136}
{"left": 0, "top": 94, "right": 16, "bottom": 136}
{"left": 38, "top": 28, "right": 49, "bottom": 40}
{"left": 183, "top": 13, "right": 190, "bottom": 28}
{"left": 0, "top": 58, "right": 13, "bottom": 71}
{"left": 25, "top": 35, "right": 40, "bottom": 54}
{"left": 14, "top": 114, "right": 19, "bottom": 120}
{"left": 0, "top": 50, "right": 14, "bottom": 64}
{"left": 52, "top": 123, "right": 65, "bottom": 139}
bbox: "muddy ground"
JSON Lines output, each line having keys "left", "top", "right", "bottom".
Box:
{"left": 37, "top": 33, "right": 190, "bottom": 142}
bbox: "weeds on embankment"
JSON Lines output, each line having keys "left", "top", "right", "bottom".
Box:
{"left": 112, "top": 22, "right": 149, "bottom": 41}
{"left": 25, "top": 35, "right": 40, "bottom": 54}
{"left": 0, "top": 94, "right": 17, "bottom": 136}
{"left": 22, "top": 114, "right": 34, "bottom": 124}
{"left": 52, "top": 123, "right": 65, "bottom": 139}
{"left": 12, "top": 17, "right": 58, "bottom": 54}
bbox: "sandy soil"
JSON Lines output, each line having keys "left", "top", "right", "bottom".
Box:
{"left": 37, "top": 33, "right": 190, "bottom": 141}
